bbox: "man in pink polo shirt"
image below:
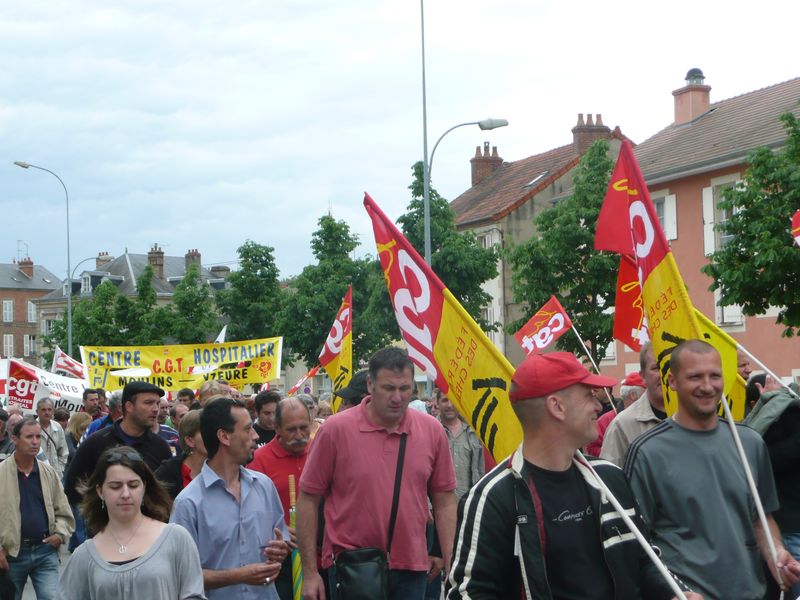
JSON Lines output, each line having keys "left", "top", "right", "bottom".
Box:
{"left": 297, "top": 346, "right": 457, "bottom": 600}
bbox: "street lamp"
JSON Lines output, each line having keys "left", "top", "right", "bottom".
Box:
{"left": 14, "top": 161, "right": 74, "bottom": 356}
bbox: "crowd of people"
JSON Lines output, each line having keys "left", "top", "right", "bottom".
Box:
{"left": 0, "top": 340, "right": 798, "bottom": 600}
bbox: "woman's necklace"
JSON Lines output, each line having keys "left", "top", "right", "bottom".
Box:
{"left": 107, "top": 515, "right": 145, "bottom": 555}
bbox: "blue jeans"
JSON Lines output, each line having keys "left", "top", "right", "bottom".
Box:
{"left": 328, "top": 564, "right": 427, "bottom": 600}
{"left": 6, "top": 542, "right": 59, "bottom": 600}
{"left": 784, "top": 532, "right": 800, "bottom": 598}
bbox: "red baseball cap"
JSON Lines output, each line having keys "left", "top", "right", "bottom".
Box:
{"left": 509, "top": 352, "right": 618, "bottom": 402}
{"left": 622, "top": 372, "right": 646, "bottom": 388}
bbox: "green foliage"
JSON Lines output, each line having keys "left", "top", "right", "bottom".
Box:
{"left": 509, "top": 139, "right": 617, "bottom": 364}
{"left": 216, "top": 241, "right": 285, "bottom": 342}
{"left": 702, "top": 107, "right": 800, "bottom": 336}
{"left": 279, "top": 215, "right": 393, "bottom": 368}
{"left": 396, "top": 161, "right": 498, "bottom": 329}
{"left": 42, "top": 268, "right": 175, "bottom": 362}
{"left": 166, "top": 263, "right": 221, "bottom": 343}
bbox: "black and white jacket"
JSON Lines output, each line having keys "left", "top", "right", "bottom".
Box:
{"left": 446, "top": 445, "right": 684, "bottom": 599}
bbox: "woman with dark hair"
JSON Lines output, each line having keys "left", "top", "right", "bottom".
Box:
{"left": 59, "top": 446, "right": 205, "bottom": 599}
{"left": 156, "top": 410, "right": 208, "bottom": 499}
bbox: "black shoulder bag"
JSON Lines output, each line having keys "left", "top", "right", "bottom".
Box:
{"left": 333, "top": 433, "right": 407, "bottom": 600}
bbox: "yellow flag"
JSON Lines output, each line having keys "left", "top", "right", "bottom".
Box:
{"left": 318, "top": 286, "right": 353, "bottom": 413}
{"left": 595, "top": 142, "right": 739, "bottom": 416}
{"left": 365, "top": 193, "right": 521, "bottom": 462}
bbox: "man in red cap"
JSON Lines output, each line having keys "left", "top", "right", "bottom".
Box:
{"left": 446, "top": 352, "right": 699, "bottom": 600}
{"left": 585, "top": 372, "right": 646, "bottom": 457}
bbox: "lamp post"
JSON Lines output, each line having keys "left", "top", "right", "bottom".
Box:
{"left": 423, "top": 118, "right": 509, "bottom": 259}
{"left": 14, "top": 161, "right": 74, "bottom": 356}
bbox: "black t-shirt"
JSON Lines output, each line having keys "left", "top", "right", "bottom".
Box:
{"left": 253, "top": 423, "right": 275, "bottom": 447}
{"left": 526, "top": 461, "right": 615, "bottom": 600}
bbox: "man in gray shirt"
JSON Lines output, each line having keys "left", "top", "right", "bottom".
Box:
{"left": 625, "top": 339, "right": 800, "bottom": 598}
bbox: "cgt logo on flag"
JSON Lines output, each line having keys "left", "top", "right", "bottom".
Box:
{"left": 52, "top": 346, "right": 86, "bottom": 380}
{"left": 514, "top": 296, "right": 572, "bottom": 355}
{"left": 792, "top": 209, "right": 800, "bottom": 247}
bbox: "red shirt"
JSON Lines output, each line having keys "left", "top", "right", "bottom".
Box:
{"left": 300, "top": 398, "right": 456, "bottom": 571}
{"left": 585, "top": 409, "right": 617, "bottom": 457}
{"left": 248, "top": 437, "right": 310, "bottom": 524}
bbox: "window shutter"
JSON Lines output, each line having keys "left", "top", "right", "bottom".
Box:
{"left": 702, "top": 187, "right": 715, "bottom": 256}
{"left": 664, "top": 194, "right": 677, "bottom": 240}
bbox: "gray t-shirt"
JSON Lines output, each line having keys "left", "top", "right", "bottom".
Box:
{"left": 59, "top": 523, "right": 206, "bottom": 600}
{"left": 624, "top": 418, "right": 778, "bottom": 600}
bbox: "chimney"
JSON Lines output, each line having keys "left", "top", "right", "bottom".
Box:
{"left": 95, "top": 251, "right": 114, "bottom": 270}
{"left": 18, "top": 257, "right": 34, "bottom": 278}
{"left": 672, "top": 68, "right": 711, "bottom": 125}
{"left": 210, "top": 265, "right": 231, "bottom": 279}
{"left": 470, "top": 142, "right": 503, "bottom": 186}
{"left": 147, "top": 244, "right": 165, "bottom": 279}
{"left": 185, "top": 249, "right": 201, "bottom": 272}
{"left": 572, "top": 113, "right": 611, "bottom": 155}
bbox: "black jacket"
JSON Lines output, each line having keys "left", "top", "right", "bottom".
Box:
{"left": 154, "top": 456, "right": 185, "bottom": 500}
{"left": 446, "top": 446, "right": 684, "bottom": 600}
{"left": 63, "top": 421, "right": 171, "bottom": 504}
{"left": 763, "top": 405, "right": 800, "bottom": 532}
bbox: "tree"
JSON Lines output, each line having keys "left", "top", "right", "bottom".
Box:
{"left": 216, "top": 241, "right": 284, "bottom": 341}
{"left": 508, "top": 139, "right": 617, "bottom": 365}
{"left": 166, "top": 263, "right": 221, "bottom": 343}
{"left": 396, "top": 161, "right": 498, "bottom": 329}
{"left": 279, "top": 215, "right": 391, "bottom": 368}
{"left": 702, "top": 108, "right": 800, "bottom": 336}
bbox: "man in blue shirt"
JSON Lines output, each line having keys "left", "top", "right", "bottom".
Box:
{"left": 0, "top": 417, "right": 74, "bottom": 600}
{"left": 172, "top": 397, "right": 290, "bottom": 599}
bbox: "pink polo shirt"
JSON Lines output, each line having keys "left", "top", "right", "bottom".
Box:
{"left": 300, "top": 398, "right": 456, "bottom": 571}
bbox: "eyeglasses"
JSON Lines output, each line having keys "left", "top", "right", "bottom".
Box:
{"left": 105, "top": 450, "right": 144, "bottom": 464}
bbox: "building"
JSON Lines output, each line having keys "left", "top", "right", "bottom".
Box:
{"left": 602, "top": 70, "right": 800, "bottom": 382}
{"left": 0, "top": 258, "right": 61, "bottom": 362}
{"left": 450, "top": 115, "right": 629, "bottom": 364}
{"left": 36, "top": 245, "right": 230, "bottom": 363}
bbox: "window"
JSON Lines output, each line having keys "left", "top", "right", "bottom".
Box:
{"left": 651, "top": 190, "right": 677, "bottom": 240}
{"left": 23, "top": 334, "right": 35, "bottom": 356}
{"left": 27, "top": 300, "right": 36, "bottom": 323}
{"left": 602, "top": 340, "right": 617, "bottom": 361}
{"left": 2, "top": 300, "right": 13, "bottom": 323}
{"left": 476, "top": 234, "right": 493, "bottom": 249}
{"left": 3, "top": 334, "right": 13, "bottom": 357}
{"left": 714, "top": 183, "right": 736, "bottom": 248}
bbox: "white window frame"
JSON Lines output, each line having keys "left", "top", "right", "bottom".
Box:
{"left": 2, "top": 300, "right": 13, "bottom": 323}
{"left": 23, "top": 334, "right": 34, "bottom": 356}
{"left": 3, "top": 334, "right": 13, "bottom": 357}
{"left": 27, "top": 300, "right": 37, "bottom": 323}
{"left": 651, "top": 188, "right": 677, "bottom": 241}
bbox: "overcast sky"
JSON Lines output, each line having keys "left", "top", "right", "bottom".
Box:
{"left": 2, "top": 0, "right": 798, "bottom": 282}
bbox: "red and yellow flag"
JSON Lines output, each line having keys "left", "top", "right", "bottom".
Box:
{"left": 595, "top": 141, "right": 743, "bottom": 418}
{"left": 364, "top": 193, "right": 521, "bottom": 461}
{"left": 318, "top": 285, "right": 353, "bottom": 413}
{"left": 514, "top": 295, "right": 572, "bottom": 355}
{"left": 613, "top": 254, "right": 650, "bottom": 352}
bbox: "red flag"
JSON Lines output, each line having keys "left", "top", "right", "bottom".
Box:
{"left": 364, "top": 193, "right": 521, "bottom": 461}
{"left": 613, "top": 255, "right": 650, "bottom": 352}
{"left": 51, "top": 345, "right": 86, "bottom": 379}
{"left": 792, "top": 209, "right": 800, "bottom": 247}
{"left": 514, "top": 295, "right": 572, "bottom": 354}
{"left": 8, "top": 360, "right": 40, "bottom": 411}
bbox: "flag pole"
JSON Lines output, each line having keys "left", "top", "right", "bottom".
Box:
{"left": 570, "top": 325, "right": 617, "bottom": 414}
{"left": 717, "top": 398, "right": 785, "bottom": 593}
{"left": 736, "top": 343, "right": 800, "bottom": 401}
{"left": 575, "top": 452, "right": 688, "bottom": 600}
{"left": 288, "top": 475, "right": 303, "bottom": 600}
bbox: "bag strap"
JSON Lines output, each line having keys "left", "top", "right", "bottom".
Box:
{"left": 386, "top": 433, "right": 407, "bottom": 556}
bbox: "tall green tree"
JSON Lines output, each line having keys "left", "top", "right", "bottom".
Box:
{"left": 396, "top": 161, "right": 498, "bottom": 329}
{"left": 702, "top": 107, "right": 800, "bottom": 336}
{"left": 216, "top": 241, "right": 284, "bottom": 341}
{"left": 166, "top": 263, "right": 221, "bottom": 343}
{"left": 279, "top": 215, "right": 389, "bottom": 367}
{"left": 508, "top": 139, "right": 617, "bottom": 364}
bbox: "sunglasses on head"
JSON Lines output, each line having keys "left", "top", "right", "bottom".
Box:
{"left": 105, "top": 450, "right": 144, "bottom": 464}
